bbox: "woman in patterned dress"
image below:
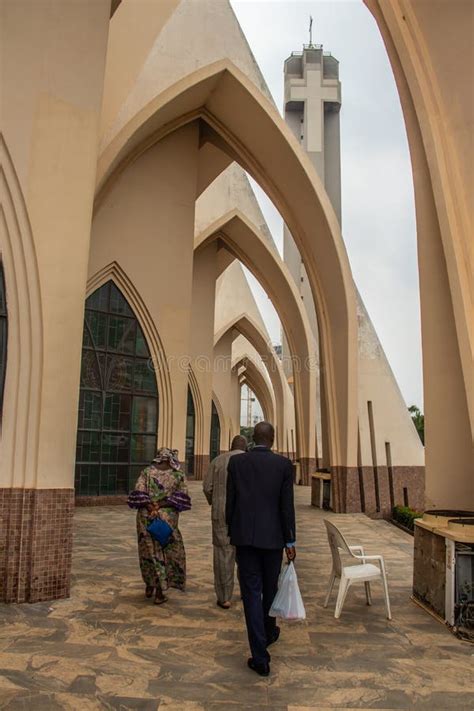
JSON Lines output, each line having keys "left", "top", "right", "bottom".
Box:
{"left": 127, "top": 448, "right": 191, "bottom": 604}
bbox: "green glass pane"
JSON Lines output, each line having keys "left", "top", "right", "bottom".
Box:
{"left": 135, "top": 324, "right": 149, "bottom": 357}
{"left": 77, "top": 390, "right": 102, "bottom": 430}
{"left": 106, "top": 355, "right": 133, "bottom": 392}
{"left": 76, "top": 431, "right": 101, "bottom": 463}
{"left": 80, "top": 351, "right": 102, "bottom": 390}
{"left": 131, "top": 434, "right": 157, "bottom": 463}
{"left": 109, "top": 283, "right": 133, "bottom": 316}
{"left": 86, "top": 283, "right": 109, "bottom": 312}
{"left": 0, "top": 321, "right": 6, "bottom": 392}
{"left": 129, "top": 465, "right": 144, "bottom": 492}
{"left": 108, "top": 316, "right": 135, "bottom": 354}
{"left": 101, "top": 432, "right": 130, "bottom": 463}
{"left": 99, "top": 464, "right": 128, "bottom": 495}
{"left": 82, "top": 328, "right": 92, "bottom": 348}
{"left": 76, "top": 464, "right": 100, "bottom": 496}
{"left": 132, "top": 397, "right": 157, "bottom": 433}
{"left": 133, "top": 360, "right": 157, "bottom": 394}
{"left": 103, "top": 393, "right": 131, "bottom": 430}
{"left": 85, "top": 310, "right": 107, "bottom": 350}
{"left": 0, "top": 265, "right": 6, "bottom": 315}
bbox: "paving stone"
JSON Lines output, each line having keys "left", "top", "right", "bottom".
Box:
{"left": 0, "top": 482, "right": 472, "bottom": 709}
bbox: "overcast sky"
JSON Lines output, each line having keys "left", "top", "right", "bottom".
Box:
{"left": 231, "top": 0, "right": 423, "bottom": 410}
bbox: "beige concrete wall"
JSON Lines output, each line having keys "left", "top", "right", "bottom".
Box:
{"left": 1, "top": 0, "right": 110, "bottom": 489}
{"left": 89, "top": 123, "right": 200, "bottom": 458}
{"left": 357, "top": 298, "right": 424, "bottom": 467}
{"left": 101, "top": 0, "right": 272, "bottom": 153}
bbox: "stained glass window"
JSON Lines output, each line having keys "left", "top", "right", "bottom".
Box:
{"left": 210, "top": 400, "right": 220, "bottom": 461}
{"left": 185, "top": 386, "right": 195, "bottom": 476}
{"left": 75, "top": 281, "right": 158, "bottom": 496}
{"left": 0, "top": 263, "right": 7, "bottom": 417}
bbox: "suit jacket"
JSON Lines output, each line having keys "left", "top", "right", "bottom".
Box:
{"left": 225, "top": 447, "right": 296, "bottom": 549}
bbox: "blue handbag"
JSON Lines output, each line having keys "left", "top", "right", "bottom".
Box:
{"left": 146, "top": 516, "right": 173, "bottom": 547}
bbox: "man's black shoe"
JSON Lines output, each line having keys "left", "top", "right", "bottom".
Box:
{"left": 267, "top": 626, "right": 280, "bottom": 647}
{"left": 247, "top": 658, "right": 270, "bottom": 677}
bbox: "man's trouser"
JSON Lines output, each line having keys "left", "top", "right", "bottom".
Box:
{"left": 212, "top": 522, "right": 235, "bottom": 603}
{"left": 236, "top": 546, "right": 283, "bottom": 665}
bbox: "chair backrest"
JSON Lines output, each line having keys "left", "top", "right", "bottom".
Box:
{"left": 324, "top": 519, "right": 353, "bottom": 577}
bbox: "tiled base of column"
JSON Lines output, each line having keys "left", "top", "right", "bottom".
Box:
{"left": 0, "top": 488, "right": 74, "bottom": 603}
{"left": 332, "top": 466, "right": 425, "bottom": 516}
{"left": 299, "top": 458, "right": 316, "bottom": 486}
{"left": 75, "top": 495, "right": 128, "bottom": 506}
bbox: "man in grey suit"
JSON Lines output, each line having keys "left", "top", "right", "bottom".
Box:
{"left": 203, "top": 434, "right": 247, "bottom": 608}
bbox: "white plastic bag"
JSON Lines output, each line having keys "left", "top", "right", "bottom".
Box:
{"left": 269, "top": 562, "right": 306, "bottom": 620}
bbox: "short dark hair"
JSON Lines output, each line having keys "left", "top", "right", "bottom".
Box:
{"left": 253, "top": 421, "right": 275, "bottom": 447}
{"left": 231, "top": 435, "right": 247, "bottom": 451}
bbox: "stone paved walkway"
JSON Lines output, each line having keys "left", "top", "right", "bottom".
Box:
{"left": 1, "top": 481, "right": 473, "bottom": 710}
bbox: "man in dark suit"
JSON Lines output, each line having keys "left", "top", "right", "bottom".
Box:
{"left": 226, "top": 421, "right": 296, "bottom": 677}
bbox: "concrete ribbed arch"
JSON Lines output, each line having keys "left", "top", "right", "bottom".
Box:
{"left": 195, "top": 208, "right": 317, "bottom": 470}
{"left": 0, "top": 135, "right": 43, "bottom": 488}
{"left": 95, "top": 60, "right": 358, "bottom": 469}
{"left": 86, "top": 261, "right": 173, "bottom": 448}
{"left": 234, "top": 354, "right": 276, "bottom": 426}
{"left": 215, "top": 314, "right": 286, "bottom": 452}
{"left": 211, "top": 389, "right": 228, "bottom": 452}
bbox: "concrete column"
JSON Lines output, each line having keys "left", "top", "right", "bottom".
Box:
{"left": 0, "top": 0, "right": 111, "bottom": 602}
{"left": 189, "top": 243, "right": 218, "bottom": 479}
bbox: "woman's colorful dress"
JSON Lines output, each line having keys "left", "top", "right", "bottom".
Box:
{"left": 128, "top": 465, "right": 191, "bottom": 591}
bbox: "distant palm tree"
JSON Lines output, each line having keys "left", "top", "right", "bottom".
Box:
{"left": 408, "top": 405, "right": 424, "bottom": 444}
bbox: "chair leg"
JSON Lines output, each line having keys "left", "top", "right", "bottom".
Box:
{"left": 381, "top": 571, "right": 392, "bottom": 620}
{"left": 364, "top": 581, "right": 372, "bottom": 606}
{"left": 324, "top": 572, "right": 336, "bottom": 608}
{"left": 334, "top": 577, "right": 350, "bottom": 619}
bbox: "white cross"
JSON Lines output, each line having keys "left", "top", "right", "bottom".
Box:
{"left": 289, "top": 69, "right": 339, "bottom": 153}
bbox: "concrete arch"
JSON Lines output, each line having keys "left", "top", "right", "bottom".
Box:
{"left": 86, "top": 261, "right": 173, "bottom": 448}
{"left": 365, "top": 0, "right": 473, "bottom": 507}
{"left": 95, "top": 60, "right": 358, "bottom": 471}
{"left": 215, "top": 314, "right": 288, "bottom": 454}
{"left": 234, "top": 354, "right": 276, "bottom": 427}
{"left": 211, "top": 389, "right": 228, "bottom": 453}
{"left": 195, "top": 208, "right": 317, "bottom": 474}
{"left": 0, "top": 135, "right": 43, "bottom": 490}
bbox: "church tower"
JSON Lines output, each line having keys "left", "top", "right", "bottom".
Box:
{"left": 282, "top": 42, "right": 342, "bottom": 363}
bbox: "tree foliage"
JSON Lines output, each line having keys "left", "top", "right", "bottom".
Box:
{"left": 408, "top": 405, "right": 424, "bottom": 444}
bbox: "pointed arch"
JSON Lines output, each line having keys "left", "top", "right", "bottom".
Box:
{"left": 215, "top": 314, "right": 286, "bottom": 453}
{"left": 76, "top": 279, "right": 159, "bottom": 496}
{"left": 234, "top": 354, "right": 276, "bottom": 426}
{"left": 195, "top": 208, "right": 317, "bottom": 472}
{"left": 96, "top": 60, "right": 358, "bottom": 470}
{"left": 211, "top": 389, "right": 227, "bottom": 452}
{"left": 87, "top": 261, "right": 172, "bottom": 447}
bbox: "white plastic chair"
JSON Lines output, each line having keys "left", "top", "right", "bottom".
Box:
{"left": 323, "top": 519, "right": 392, "bottom": 620}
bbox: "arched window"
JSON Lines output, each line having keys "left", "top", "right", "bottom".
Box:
{"left": 210, "top": 400, "right": 221, "bottom": 461}
{"left": 185, "top": 386, "right": 195, "bottom": 475}
{"left": 0, "top": 262, "right": 7, "bottom": 417}
{"left": 75, "top": 281, "right": 158, "bottom": 496}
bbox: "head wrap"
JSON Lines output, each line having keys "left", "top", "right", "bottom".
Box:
{"left": 153, "top": 447, "right": 181, "bottom": 471}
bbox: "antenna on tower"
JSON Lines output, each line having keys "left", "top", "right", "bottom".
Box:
{"left": 309, "top": 15, "right": 314, "bottom": 47}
